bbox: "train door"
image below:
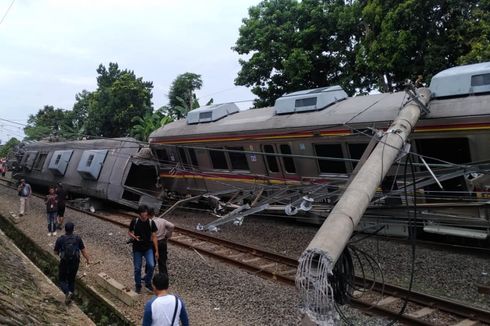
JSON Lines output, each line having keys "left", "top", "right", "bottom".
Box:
{"left": 178, "top": 146, "right": 206, "bottom": 194}
{"left": 262, "top": 143, "right": 298, "bottom": 182}
{"left": 262, "top": 144, "right": 284, "bottom": 182}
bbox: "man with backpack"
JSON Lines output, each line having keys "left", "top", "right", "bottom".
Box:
{"left": 54, "top": 222, "right": 90, "bottom": 304}
{"left": 142, "top": 273, "right": 189, "bottom": 326}
{"left": 128, "top": 205, "right": 159, "bottom": 294}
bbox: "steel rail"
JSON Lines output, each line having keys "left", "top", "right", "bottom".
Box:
{"left": 1, "top": 180, "right": 488, "bottom": 325}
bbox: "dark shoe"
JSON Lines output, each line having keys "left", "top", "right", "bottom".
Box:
{"left": 145, "top": 284, "right": 153, "bottom": 293}
{"left": 65, "top": 292, "right": 73, "bottom": 305}
{"left": 19, "top": 213, "right": 23, "bottom": 217}
{"left": 135, "top": 285, "right": 142, "bottom": 294}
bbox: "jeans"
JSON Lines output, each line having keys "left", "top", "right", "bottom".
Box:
{"left": 59, "top": 258, "right": 79, "bottom": 294}
{"left": 47, "top": 211, "right": 57, "bottom": 232}
{"left": 133, "top": 248, "right": 155, "bottom": 287}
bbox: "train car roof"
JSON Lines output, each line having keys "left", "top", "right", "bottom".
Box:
{"left": 24, "top": 137, "right": 141, "bottom": 150}
{"left": 149, "top": 89, "right": 490, "bottom": 142}
{"left": 150, "top": 92, "right": 406, "bottom": 141}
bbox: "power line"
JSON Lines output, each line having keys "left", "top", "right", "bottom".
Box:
{"left": 0, "top": 117, "right": 26, "bottom": 126}
{"left": 0, "top": 0, "right": 16, "bottom": 26}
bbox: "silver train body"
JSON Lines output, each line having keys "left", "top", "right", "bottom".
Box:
{"left": 16, "top": 138, "right": 162, "bottom": 211}
{"left": 149, "top": 62, "right": 490, "bottom": 240}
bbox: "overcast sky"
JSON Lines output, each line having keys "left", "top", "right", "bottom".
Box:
{"left": 0, "top": 0, "right": 260, "bottom": 144}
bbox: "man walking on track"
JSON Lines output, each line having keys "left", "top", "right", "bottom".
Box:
{"left": 151, "top": 209, "right": 175, "bottom": 277}
{"left": 128, "top": 205, "right": 159, "bottom": 293}
{"left": 56, "top": 183, "right": 67, "bottom": 230}
{"left": 17, "top": 178, "right": 31, "bottom": 217}
{"left": 143, "top": 273, "right": 189, "bottom": 326}
{"left": 54, "top": 222, "right": 90, "bottom": 305}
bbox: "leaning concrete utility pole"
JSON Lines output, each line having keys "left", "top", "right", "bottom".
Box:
{"left": 296, "top": 87, "right": 431, "bottom": 325}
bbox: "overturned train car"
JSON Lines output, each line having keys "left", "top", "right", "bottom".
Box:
{"left": 15, "top": 138, "right": 162, "bottom": 211}
{"left": 149, "top": 62, "right": 490, "bottom": 241}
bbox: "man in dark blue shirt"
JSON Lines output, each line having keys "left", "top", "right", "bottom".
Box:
{"left": 54, "top": 222, "right": 90, "bottom": 304}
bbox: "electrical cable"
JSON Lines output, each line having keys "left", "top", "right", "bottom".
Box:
{"left": 0, "top": 0, "right": 15, "bottom": 26}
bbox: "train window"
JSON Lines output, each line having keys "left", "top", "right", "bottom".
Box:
{"left": 348, "top": 143, "right": 369, "bottom": 169}
{"left": 227, "top": 147, "right": 249, "bottom": 171}
{"left": 263, "top": 145, "right": 279, "bottom": 173}
{"left": 315, "top": 144, "right": 347, "bottom": 173}
{"left": 178, "top": 147, "right": 189, "bottom": 166}
{"left": 471, "top": 73, "right": 490, "bottom": 86}
{"left": 155, "top": 149, "right": 169, "bottom": 163}
{"left": 33, "top": 153, "right": 47, "bottom": 170}
{"left": 48, "top": 150, "right": 73, "bottom": 176}
{"left": 23, "top": 151, "right": 38, "bottom": 170}
{"left": 415, "top": 138, "right": 471, "bottom": 164}
{"left": 279, "top": 144, "right": 296, "bottom": 173}
{"left": 86, "top": 154, "right": 94, "bottom": 167}
{"left": 188, "top": 148, "right": 198, "bottom": 167}
{"left": 209, "top": 148, "right": 229, "bottom": 170}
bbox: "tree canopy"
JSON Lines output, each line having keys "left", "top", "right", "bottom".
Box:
{"left": 131, "top": 110, "right": 173, "bottom": 141}
{"left": 24, "top": 105, "right": 67, "bottom": 140}
{"left": 166, "top": 73, "right": 203, "bottom": 119}
{"left": 83, "top": 63, "right": 154, "bottom": 137}
{"left": 0, "top": 137, "right": 20, "bottom": 158}
{"left": 234, "top": 0, "right": 490, "bottom": 107}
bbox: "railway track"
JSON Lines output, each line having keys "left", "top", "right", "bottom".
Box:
{"left": 88, "top": 210, "right": 490, "bottom": 326}
{"left": 1, "top": 180, "right": 489, "bottom": 325}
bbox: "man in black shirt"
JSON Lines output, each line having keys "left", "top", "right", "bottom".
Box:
{"left": 54, "top": 222, "right": 90, "bottom": 304}
{"left": 128, "top": 205, "right": 159, "bottom": 293}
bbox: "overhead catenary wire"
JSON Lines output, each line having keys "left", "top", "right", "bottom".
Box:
{"left": 0, "top": 0, "right": 15, "bottom": 26}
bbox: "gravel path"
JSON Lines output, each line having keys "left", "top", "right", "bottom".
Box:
{"left": 168, "top": 209, "right": 490, "bottom": 311}
{"left": 0, "top": 186, "right": 392, "bottom": 325}
{"left": 5, "top": 184, "right": 487, "bottom": 325}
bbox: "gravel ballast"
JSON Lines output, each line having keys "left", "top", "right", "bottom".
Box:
{"left": 4, "top": 185, "right": 487, "bottom": 325}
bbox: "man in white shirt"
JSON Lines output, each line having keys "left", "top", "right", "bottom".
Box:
{"left": 142, "top": 273, "right": 189, "bottom": 326}
{"left": 150, "top": 208, "right": 175, "bottom": 276}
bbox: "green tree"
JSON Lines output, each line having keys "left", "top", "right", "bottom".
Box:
{"left": 84, "top": 63, "right": 154, "bottom": 137}
{"left": 233, "top": 0, "right": 363, "bottom": 107}
{"left": 131, "top": 111, "right": 173, "bottom": 141}
{"left": 0, "top": 137, "right": 20, "bottom": 158}
{"left": 359, "top": 0, "right": 490, "bottom": 91}
{"left": 59, "top": 90, "right": 92, "bottom": 140}
{"left": 234, "top": 0, "right": 490, "bottom": 106}
{"left": 167, "top": 73, "right": 203, "bottom": 119}
{"left": 24, "top": 105, "right": 67, "bottom": 140}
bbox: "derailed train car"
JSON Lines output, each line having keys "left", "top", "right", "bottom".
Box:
{"left": 16, "top": 138, "right": 162, "bottom": 211}
{"left": 149, "top": 62, "right": 490, "bottom": 240}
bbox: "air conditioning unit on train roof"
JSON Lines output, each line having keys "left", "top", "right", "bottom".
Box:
{"left": 186, "top": 103, "right": 240, "bottom": 124}
{"left": 274, "top": 85, "right": 348, "bottom": 115}
{"left": 430, "top": 61, "right": 490, "bottom": 98}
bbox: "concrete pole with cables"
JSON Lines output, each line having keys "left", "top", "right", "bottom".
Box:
{"left": 296, "top": 87, "right": 431, "bottom": 325}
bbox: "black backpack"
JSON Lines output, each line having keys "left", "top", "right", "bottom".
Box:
{"left": 61, "top": 235, "right": 80, "bottom": 261}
